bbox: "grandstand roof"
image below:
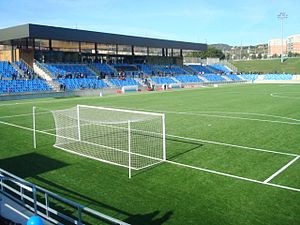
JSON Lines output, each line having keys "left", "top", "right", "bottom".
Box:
{"left": 0, "top": 24, "right": 207, "bottom": 51}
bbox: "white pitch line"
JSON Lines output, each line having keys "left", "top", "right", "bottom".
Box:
{"left": 0, "top": 115, "right": 298, "bottom": 158}
{"left": 0, "top": 84, "right": 250, "bottom": 108}
{"left": 2, "top": 109, "right": 300, "bottom": 126}
{"left": 264, "top": 156, "right": 300, "bottom": 183}
{"left": 166, "top": 160, "right": 300, "bottom": 192}
{"left": 104, "top": 106, "right": 300, "bottom": 126}
{"left": 270, "top": 93, "right": 300, "bottom": 100}
{"left": 167, "top": 111, "right": 300, "bottom": 126}
{"left": 1, "top": 119, "right": 300, "bottom": 193}
{"left": 0, "top": 111, "right": 51, "bottom": 119}
{"left": 190, "top": 111, "right": 300, "bottom": 122}
{"left": 166, "top": 134, "right": 299, "bottom": 157}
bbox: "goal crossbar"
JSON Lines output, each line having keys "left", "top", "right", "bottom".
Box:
{"left": 34, "top": 105, "right": 166, "bottom": 178}
{"left": 77, "top": 105, "right": 165, "bottom": 117}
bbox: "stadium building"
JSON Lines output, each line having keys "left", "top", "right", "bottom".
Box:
{"left": 268, "top": 38, "right": 287, "bottom": 56}
{"left": 287, "top": 34, "right": 300, "bottom": 54}
{"left": 0, "top": 24, "right": 298, "bottom": 99}
{"left": 268, "top": 34, "right": 300, "bottom": 56}
{"left": 0, "top": 24, "right": 207, "bottom": 66}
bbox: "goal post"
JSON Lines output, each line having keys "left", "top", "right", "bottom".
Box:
{"left": 48, "top": 105, "right": 166, "bottom": 177}
{"left": 32, "top": 106, "right": 36, "bottom": 149}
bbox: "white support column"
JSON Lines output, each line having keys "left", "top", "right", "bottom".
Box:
{"left": 162, "top": 114, "right": 166, "bottom": 161}
{"left": 32, "top": 106, "right": 36, "bottom": 149}
{"left": 77, "top": 105, "right": 81, "bottom": 141}
{"left": 128, "top": 120, "right": 131, "bottom": 179}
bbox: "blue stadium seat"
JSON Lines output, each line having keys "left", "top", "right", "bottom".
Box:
{"left": 152, "top": 64, "right": 189, "bottom": 75}
{"left": 92, "top": 63, "right": 116, "bottom": 75}
{"left": 203, "top": 74, "right": 226, "bottom": 82}
{"left": 136, "top": 64, "right": 153, "bottom": 75}
{"left": 226, "top": 74, "right": 242, "bottom": 81}
{"left": 264, "top": 74, "right": 292, "bottom": 80}
{"left": 43, "top": 64, "right": 96, "bottom": 77}
{"left": 150, "top": 77, "right": 177, "bottom": 84}
{"left": 174, "top": 75, "right": 203, "bottom": 83}
{"left": 15, "top": 61, "right": 35, "bottom": 77}
{"left": 239, "top": 74, "right": 259, "bottom": 81}
{"left": 0, "top": 79, "right": 52, "bottom": 94}
{"left": 209, "top": 64, "right": 232, "bottom": 73}
{"left": 109, "top": 78, "right": 139, "bottom": 87}
{"left": 0, "top": 61, "right": 19, "bottom": 78}
{"left": 57, "top": 78, "right": 108, "bottom": 90}
{"left": 188, "top": 65, "right": 213, "bottom": 74}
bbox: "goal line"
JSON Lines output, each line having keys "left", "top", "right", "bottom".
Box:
{"left": 1, "top": 118, "right": 300, "bottom": 192}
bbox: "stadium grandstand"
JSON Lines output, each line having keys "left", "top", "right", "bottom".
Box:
{"left": 1, "top": 24, "right": 300, "bottom": 225}
{"left": 0, "top": 23, "right": 299, "bottom": 98}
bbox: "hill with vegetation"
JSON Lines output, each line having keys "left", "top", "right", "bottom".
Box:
{"left": 231, "top": 58, "right": 300, "bottom": 74}
{"left": 209, "top": 44, "right": 232, "bottom": 51}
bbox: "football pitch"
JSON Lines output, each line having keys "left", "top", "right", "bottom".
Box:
{"left": 0, "top": 84, "right": 300, "bottom": 225}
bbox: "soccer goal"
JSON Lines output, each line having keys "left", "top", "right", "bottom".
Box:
{"left": 33, "top": 105, "right": 166, "bottom": 178}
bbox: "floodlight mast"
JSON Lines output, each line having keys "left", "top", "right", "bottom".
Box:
{"left": 277, "top": 12, "right": 288, "bottom": 63}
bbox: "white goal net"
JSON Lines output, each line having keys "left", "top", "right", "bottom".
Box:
{"left": 47, "top": 105, "right": 166, "bottom": 177}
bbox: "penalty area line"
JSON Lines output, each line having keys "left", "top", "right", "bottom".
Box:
{"left": 166, "top": 134, "right": 299, "bottom": 157}
{"left": 166, "top": 160, "right": 300, "bottom": 193}
{"left": 1, "top": 119, "right": 300, "bottom": 193}
{"left": 263, "top": 156, "right": 300, "bottom": 183}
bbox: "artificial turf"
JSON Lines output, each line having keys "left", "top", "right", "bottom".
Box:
{"left": 0, "top": 84, "right": 299, "bottom": 225}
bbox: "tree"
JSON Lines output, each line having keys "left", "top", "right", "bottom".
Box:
{"left": 187, "top": 47, "right": 225, "bottom": 59}
{"left": 257, "top": 53, "right": 262, "bottom": 59}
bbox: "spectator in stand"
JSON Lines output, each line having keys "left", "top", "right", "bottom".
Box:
{"left": 12, "top": 72, "right": 17, "bottom": 80}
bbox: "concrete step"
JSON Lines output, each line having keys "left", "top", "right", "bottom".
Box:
{"left": 0, "top": 193, "right": 53, "bottom": 225}
{"left": 221, "top": 75, "right": 231, "bottom": 81}
{"left": 33, "top": 61, "right": 53, "bottom": 81}
{"left": 198, "top": 75, "right": 209, "bottom": 82}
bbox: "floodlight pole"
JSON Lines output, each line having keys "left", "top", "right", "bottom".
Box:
{"left": 277, "top": 12, "right": 288, "bottom": 63}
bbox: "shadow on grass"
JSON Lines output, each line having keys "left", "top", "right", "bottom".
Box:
{"left": 166, "top": 136, "right": 203, "bottom": 160}
{"left": 131, "top": 136, "right": 203, "bottom": 178}
{"left": 125, "top": 210, "right": 173, "bottom": 225}
{"left": 0, "top": 152, "right": 68, "bottom": 178}
{"left": 34, "top": 175, "right": 131, "bottom": 216}
{"left": 33, "top": 175, "right": 173, "bottom": 224}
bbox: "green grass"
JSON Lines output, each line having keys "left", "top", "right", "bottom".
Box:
{"left": 231, "top": 58, "right": 300, "bottom": 74}
{"left": 1, "top": 84, "right": 300, "bottom": 225}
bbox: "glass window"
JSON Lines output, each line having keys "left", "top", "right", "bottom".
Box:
{"left": 117, "top": 45, "right": 132, "bottom": 55}
{"left": 80, "top": 42, "right": 95, "bottom": 53}
{"left": 52, "top": 40, "right": 79, "bottom": 52}
{"left": 134, "top": 46, "right": 147, "bottom": 56}
{"left": 97, "top": 44, "right": 116, "bottom": 54}
{"left": 35, "top": 39, "right": 50, "bottom": 50}
{"left": 148, "top": 47, "right": 162, "bottom": 56}
{"left": 172, "top": 49, "right": 181, "bottom": 57}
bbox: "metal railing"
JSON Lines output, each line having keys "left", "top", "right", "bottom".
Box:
{"left": 0, "top": 168, "right": 130, "bottom": 225}
{"left": 220, "top": 60, "right": 238, "bottom": 73}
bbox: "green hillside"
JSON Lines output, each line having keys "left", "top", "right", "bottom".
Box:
{"left": 231, "top": 58, "right": 300, "bottom": 74}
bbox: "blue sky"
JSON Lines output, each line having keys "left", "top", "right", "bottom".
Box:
{"left": 0, "top": 0, "right": 299, "bottom": 46}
